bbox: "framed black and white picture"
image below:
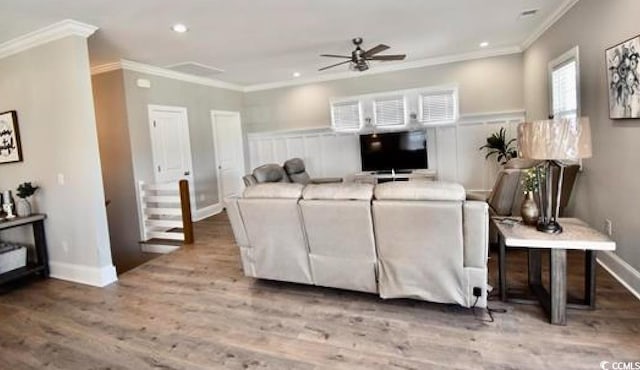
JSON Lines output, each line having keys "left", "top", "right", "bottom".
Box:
{"left": 0, "top": 110, "right": 23, "bottom": 164}
{"left": 606, "top": 35, "right": 640, "bottom": 119}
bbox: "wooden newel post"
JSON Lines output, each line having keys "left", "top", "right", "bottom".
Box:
{"left": 179, "top": 180, "right": 194, "bottom": 244}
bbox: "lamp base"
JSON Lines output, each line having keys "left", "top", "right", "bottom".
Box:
{"left": 537, "top": 220, "right": 563, "bottom": 234}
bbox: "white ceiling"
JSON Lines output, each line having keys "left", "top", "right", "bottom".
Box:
{"left": 0, "top": 0, "right": 571, "bottom": 86}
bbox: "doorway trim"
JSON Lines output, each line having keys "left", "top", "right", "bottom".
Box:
{"left": 211, "top": 110, "right": 245, "bottom": 211}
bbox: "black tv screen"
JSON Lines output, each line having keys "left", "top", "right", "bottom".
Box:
{"left": 359, "top": 130, "right": 428, "bottom": 172}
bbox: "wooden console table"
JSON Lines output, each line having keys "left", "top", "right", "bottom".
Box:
{"left": 0, "top": 214, "right": 49, "bottom": 286}
{"left": 492, "top": 217, "right": 615, "bottom": 325}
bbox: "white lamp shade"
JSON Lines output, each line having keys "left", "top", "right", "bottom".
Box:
{"left": 517, "top": 117, "right": 592, "bottom": 160}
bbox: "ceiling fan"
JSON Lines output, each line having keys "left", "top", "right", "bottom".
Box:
{"left": 319, "top": 37, "right": 406, "bottom": 72}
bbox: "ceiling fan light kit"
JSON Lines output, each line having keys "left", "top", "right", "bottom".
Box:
{"left": 319, "top": 37, "right": 406, "bottom": 72}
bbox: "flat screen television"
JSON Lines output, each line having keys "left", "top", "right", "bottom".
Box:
{"left": 359, "top": 130, "right": 428, "bottom": 172}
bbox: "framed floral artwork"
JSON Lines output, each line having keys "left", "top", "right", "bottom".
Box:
{"left": 0, "top": 110, "right": 23, "bottom": 164}
{"left": 606, "top": 35, "right": 640, "bottom": 119}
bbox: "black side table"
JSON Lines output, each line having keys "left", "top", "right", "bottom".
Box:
{"left": 0, "top": 214, "right": 49, "bottom": 286}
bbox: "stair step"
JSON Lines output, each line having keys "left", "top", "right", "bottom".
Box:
{"left": 140, "top": 238, "right": 182, "bottom": 254}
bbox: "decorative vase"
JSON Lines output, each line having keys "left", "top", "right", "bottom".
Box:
{"left": 521, "top": 192, "right": 539, "bottom": 226}
{"left": 15, "top": 198, "right": 31, "bottom": 217}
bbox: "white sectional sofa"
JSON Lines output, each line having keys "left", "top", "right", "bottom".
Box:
{"left": 225, "top": 180, "right": 489, "bottom": 308}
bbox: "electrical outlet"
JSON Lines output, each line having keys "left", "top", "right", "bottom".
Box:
{"left": 604, "top": 219, "right": 613, "bottom": 237}
{"left": 199, "top": 194, "right": 205, "bottom": 202}
{"left": 62, "top": 241, "right": 69, "bottom": 254}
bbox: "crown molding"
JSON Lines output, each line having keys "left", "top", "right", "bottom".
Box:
{"left": 90, "top": 61, "right": 121, "bottom": 75}
{"left": 243, "top": 46, "right": 522, "bottom": 92}
{"left": 91, "top": 59, "right": 244, "bottom": 92}
{"left": 0, "top": 19, "right": 98, "bottom": 60}
{"left": 92, "top": 46, "right": 522, "bottom": 93}
{"left": 521, "top": 0, "right": 581, "bottom": 50}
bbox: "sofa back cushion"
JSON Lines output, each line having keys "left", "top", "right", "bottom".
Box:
{"left": 243, "top": 183, "right": 304, "bottom": 199}
{"left": 373, "top": 181, "right": 468, "bottom": 305}
{"left": 283, "top": 158, "right": 312, "bottom": 185}
{"left": 303, "top": 183, "right": 373, "bottom": 200}
{"left": 374, "top": 181, "right": 465, "bottom": 201}
{"left": 487, "top": 169, "right": 522, "bottom": 216}
{"left": 299, "top": 183, "right": 377, "bottom": 293}
{"left": 238, "top": 197, "right": 312, "bottom": 284}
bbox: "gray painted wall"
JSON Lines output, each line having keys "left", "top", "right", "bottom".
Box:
{"left": 0, "top": 36, "right": 113, "bottom": 270}
{"left": 121, "top": 70, "right": 244, "bottom": 208}
{"left": 92, "top": 70, "right": 148, "bottom": 273}
{"left": 524, "top": 0, "right": 640, "bottom": 271}
{"left": 244, "top": 53, "right": 524, "bottom": 133}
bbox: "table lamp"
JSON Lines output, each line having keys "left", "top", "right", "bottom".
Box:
{"left": 517, "top": 117, "right": 592, "bottom": 234}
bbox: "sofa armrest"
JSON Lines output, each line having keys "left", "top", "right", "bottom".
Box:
{"left": 243, "top": 175, "right": 257, "bottom": 187}
{"left": 311, "top": 177, "right": 343, "bottom": 184}
{"left": 463, "top": 201, "right": 489, "bottom": 268}
{"left": 224, "top": 196, "right": 249, "bottom": 247}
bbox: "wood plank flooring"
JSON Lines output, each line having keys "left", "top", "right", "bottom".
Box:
{"left": 1, "top": 212, "right": 639, "bottom": 369}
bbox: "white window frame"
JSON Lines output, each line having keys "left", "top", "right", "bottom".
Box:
{"left": 330, "top": 99, "right": 364, "bottom": 132}
{"left": 418, "top": 85, "right": 460, "bottom": 125}
{"left": 372, "top": 94, "right": 408, "bottom": 127}
{"left": 548, "top": 46, "right": 581, "bottom": 119}
{"left": 329, "top": 84, "right": 459, "bottom": 132}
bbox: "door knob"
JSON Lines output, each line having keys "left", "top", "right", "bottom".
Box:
{"left": 184, "top": 171, "right": 190, "bottom": 176}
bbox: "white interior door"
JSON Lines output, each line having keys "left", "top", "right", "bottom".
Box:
{"left": 148, "top": 105, "right": 193, "bottom": 184}
{"left": 212, "top": 110, "right": 245, "bottom": 200}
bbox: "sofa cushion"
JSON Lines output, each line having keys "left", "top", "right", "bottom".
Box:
{"left": 303, "top": 183, "right": 373, "bottom": 201}
{"left": 283, "top": 158, "right": 305, "bottom": 174}
{"left": 243, "top": 183, "right": 304, "bottom": 199}
{"left": 374, "top": 181, "right": 465, "bottom": 201}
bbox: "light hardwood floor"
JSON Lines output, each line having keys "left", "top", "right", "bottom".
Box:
{"left": 1, "top": 212, "right": 639, "bottom": 369}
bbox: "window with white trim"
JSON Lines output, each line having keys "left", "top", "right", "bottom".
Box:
{"left": 420, "top": 90, "right": 457, "bottom": 123}
{"left": 330, "top": 100, "right": 362, "bottom": 131}
{"left": 549, "top": 47, "right": 580, "bottom": 120}
{"left": 373, "top": 95, "right": 406, "bottom": 126}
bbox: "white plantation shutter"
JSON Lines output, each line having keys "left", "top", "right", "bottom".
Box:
{"left": 420, "top": 91, "right": 457, "bottom": 123}
{"left": 551, "top": 60, "right": 578, "bottom": 119}
{"left": 374, "top": 95, "right": 405, "bottom": 126}
{"left": 331, "top": 101, "right": 362, "bottom": 131}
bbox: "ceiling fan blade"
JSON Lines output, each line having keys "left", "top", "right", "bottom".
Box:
{"left": 320, "top": 54, "right": 351, "bottom": 59}
{"left": 318, "top": 60, "right": 351, "bottom": 71}
{"left": 364, "top": 44, "right": 390, "bottom": 57}
{"left": 367, "top": 54, "right": 406, "bottom": 61}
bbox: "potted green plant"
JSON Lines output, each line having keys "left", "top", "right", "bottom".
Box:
{"left": 479, "top": 127, "right": 518, "bottom": 165}
{"left": 520, "top": 169, "right": 542, "bottom": 226}
{"left": 15, "top": 182, "right": 39, "bottom": 217}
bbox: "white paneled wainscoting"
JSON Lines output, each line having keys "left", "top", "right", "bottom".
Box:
{"left": 247, "top": 110, "right": 525, "bottom": 192}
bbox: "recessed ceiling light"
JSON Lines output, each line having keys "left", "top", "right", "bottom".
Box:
{"left": 293, "top": 72, "right": 301, "bottom": 78}
{"left": 480, "top": 41, "right": 489, "bottom": 48}
{"left": 171, "top": 23, "right": 188, "bottom": 33}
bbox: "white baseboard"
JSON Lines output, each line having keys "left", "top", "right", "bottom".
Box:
{"left": 597, "top": 251, "right": 640, "bottom": 301}
{"left": 49, "top": 261, "right": 118, "bottom": 288}
{"left": 194, "top": 202, "right": 223, "bottom": 222}
{"left": 141, "top": 243, "right": 180, "bottom": 254}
